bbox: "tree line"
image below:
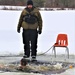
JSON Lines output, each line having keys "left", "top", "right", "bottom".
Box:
{"left": 0, "top": 0, "right": 75, "bottom": 8}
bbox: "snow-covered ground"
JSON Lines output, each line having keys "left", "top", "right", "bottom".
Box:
{"left": 0, "top": 9, "right": 75, "bottom": 55}
{"left": 0, "top": 5, "right": 75, "bottom": 10}
{"left": 0, "top": 5, "right": 25, "bottom": 10}
{"left": 52, "top": 68, "right": 75, "bottom": 75}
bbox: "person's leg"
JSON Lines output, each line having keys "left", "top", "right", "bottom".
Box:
{"left": 30, "top": 30, "right": 38, "bottom": 58}
{"left": 22, "top": 29, "right": 30, "bottom": 58}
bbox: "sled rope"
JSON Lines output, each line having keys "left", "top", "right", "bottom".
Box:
{"left": 37, "top": 45, "right": 54, "bottom": 56}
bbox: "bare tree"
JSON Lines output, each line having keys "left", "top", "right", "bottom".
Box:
{"left": 0, "top": 0, "right": 75, "bottom": 8}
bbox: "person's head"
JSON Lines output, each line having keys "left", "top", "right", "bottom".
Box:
{"left": 27, "top": 0, "right": 33, "bottom": 9}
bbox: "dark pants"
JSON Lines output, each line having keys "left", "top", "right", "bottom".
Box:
{"left": 22, "top": 29, "right": 38, "bottom": 57}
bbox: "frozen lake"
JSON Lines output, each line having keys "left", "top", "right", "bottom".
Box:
{"left": 0, "top": 10, "right": 75, "bottom": 55}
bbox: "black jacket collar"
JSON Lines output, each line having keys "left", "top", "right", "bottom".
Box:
{"left": 25, "top": 6, "right": 35, "bottom": 13}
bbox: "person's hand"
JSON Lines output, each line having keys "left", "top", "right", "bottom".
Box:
{"left": 38, "top": 30, "right": 42, "bottom": 34}
{"left": 17, "top": 28, "right": 20, "bottom": 33}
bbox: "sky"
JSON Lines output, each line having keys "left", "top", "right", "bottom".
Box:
{"left": 0, "top": 10, "right": 75, "bottom": 55}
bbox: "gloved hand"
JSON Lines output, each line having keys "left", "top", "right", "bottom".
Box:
{"left": 17, "top": 28, "right": 20, "bottom": 33}
{"left": 38, "top": 30, "right": 42, "bottom": 34}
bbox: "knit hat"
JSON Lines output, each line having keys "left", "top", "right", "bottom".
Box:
{"left": 27, "top": 0, "right": 33, "bottom": 5}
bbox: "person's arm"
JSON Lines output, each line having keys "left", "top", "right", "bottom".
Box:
{"left": 37, "top": 11, "right": 43, "bottom": 34}
{"left": 17, "top": 11, "right": 24, "bottom": 33}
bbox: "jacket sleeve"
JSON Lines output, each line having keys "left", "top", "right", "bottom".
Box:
{"left": 17, "top": 10, "right": 24, "bottom": 31}
{"left": 37, "top": 11, "right": 43, "bottom": 31}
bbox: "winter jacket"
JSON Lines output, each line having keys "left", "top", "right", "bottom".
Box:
{"left": 17, "top": 7, "right": 43, "bottom": 31}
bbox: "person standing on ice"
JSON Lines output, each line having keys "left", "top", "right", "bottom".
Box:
{"left": 17, "top": 0, "right": 43, "bottom": 60}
